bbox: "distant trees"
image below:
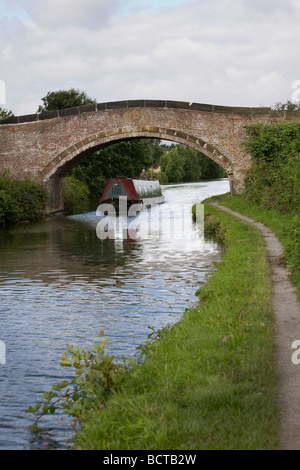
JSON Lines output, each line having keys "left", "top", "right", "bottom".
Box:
{"left": 158, "top": 145, "right": 226, "bottom": 183}
{"left": 70, "top": 139, "right": 164, "bottom": 197}
{"left": 69, "top": 141, "right": 226, "bottom": 197}
{"left": 272, "top": 100, "right": 300, "bottom": 111}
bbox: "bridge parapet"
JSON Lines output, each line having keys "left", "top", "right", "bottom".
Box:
{"left": 2, "top": 100, "right": 300, "bottom": 126}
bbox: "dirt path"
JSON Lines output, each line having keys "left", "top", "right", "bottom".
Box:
{"left": 212, "top": 201, "right": 300, "bottom": 450}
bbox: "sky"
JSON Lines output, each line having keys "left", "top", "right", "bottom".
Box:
{"left": 0, "top": 0, "right": 299, "bottom": 116}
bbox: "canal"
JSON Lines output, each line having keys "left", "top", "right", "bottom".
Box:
{"left": 0, "top": 179, "right": 229, "bottom": 449}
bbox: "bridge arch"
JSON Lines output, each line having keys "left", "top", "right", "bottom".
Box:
{"left": 43, "top": 125, "right": 234, "bottom": 212}
{"left": 44, "top": 125, "right": 235, "bottom": 212}
{"left": 43, "top": 125, "right": 232, "bottom": 179}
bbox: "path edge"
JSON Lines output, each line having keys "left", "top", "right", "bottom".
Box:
{"left": 209, "top": 200, "right": 300, "bottom": 450}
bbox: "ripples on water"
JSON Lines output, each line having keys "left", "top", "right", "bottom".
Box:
{"left": 0, "top": 179, "right": 229, "bottom": 449}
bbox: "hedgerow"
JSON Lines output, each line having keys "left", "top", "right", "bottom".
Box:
{"left": 0, "top": 170, "right": 48, "bottom": 225}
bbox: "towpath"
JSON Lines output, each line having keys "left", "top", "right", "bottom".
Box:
{"left": 211, "top": 201, "right": 300, "bottom": 450}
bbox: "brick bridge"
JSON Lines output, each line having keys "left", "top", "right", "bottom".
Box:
{"left": 0, "top": 99, "right": 299, "bottom": 213}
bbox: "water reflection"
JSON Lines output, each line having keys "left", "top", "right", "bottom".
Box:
{"left": 0, "top": 179, "right": 229, "bottom": 449}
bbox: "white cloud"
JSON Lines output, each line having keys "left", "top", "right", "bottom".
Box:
{"left": 1, "top": 0, "right": 299, "bottom": 115}
{"left": 5, "top": 0, "right": 120, "bottom": 28}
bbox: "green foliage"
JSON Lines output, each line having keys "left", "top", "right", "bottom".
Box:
{"left": 38, "top": 88, "right": 96, "bottom": 113}
{"left": 0, "top": 106, "right": 14, "bottom": 119}
{"left": 26, "top": 331, "right": 134, "bottom": 432}
{"left": 154, "top": 170, "right": 169, "bottom": 184}
{"left": 69, "top": 141, "right": 225, "bottom": 197}
{"left": 62, "top": 176, "right": 90, "bottom": 210}
{"left": 70, "top": 139, "right": 164, "bottom": 197}
{"left": 160, "top": 146, "right": 184, "bottom": 182}
{"left": 0, "top": 170, "right": 48, "bottom": 225}
{"left": 242, "top": 122, "right": 300, "bottom": 214}
{"left": 243, "top": 122, "right": 300, "bottom": 164}
{"left": 160, "top": 145, "right": 226, "bottom": 183}
{"left": 272, "top": 100, "right": 300, "bottom": 111}
{"left": 202, "top": 214, "right": 228, "bottom": 244}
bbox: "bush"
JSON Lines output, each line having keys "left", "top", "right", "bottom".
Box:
{"left": 242, "top": 122, "right": 300, "bottom": 214}
{"left": 238, "top": 122, "right": 300, "bottom": 285}
{"left": 26, "top": 330, "right": 133, "bottom": 435}
{"left": 153, "top": 171, "right": 168, "bottom": 184}
{"left": 62, "top": 176, "right": 90, "bottom": 210}
{"left": 0, "top": 189, "right": 17, "bottom": 224}
{"left": 203, "top": 214, "right": 227, "bottom": 244}
{"left": 0, "top": 171, "right": 48, "bottom": 225}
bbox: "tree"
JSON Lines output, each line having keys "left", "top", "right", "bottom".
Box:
{"left": 147, "top": 139, "right": 168, "bottom": 175}
{"left": 70, "top": 139, "right": 159, "bottom": 197}
{"left": 272, "top": 100, "right": 300, "bottom": 111}
{"left": 160, "top": 145, "right": 226, "bottom": 183}
{"left": 160, "top": 146, "right": 184, "bottom": 182}
{"left": 0, "top": 107, "right": 14, "bottom": 119}
{"left": 242, "top": 122, "right": 300, "bottom": 213}
{"left": 37, "top": 88, "right": 96, "bottom": 113}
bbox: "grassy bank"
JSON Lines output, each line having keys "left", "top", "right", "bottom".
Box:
{"left": 219, "top": 194, "right": 300, "bottom": 299}
{"left": 73, "top": 201, "right": 279, "bottom": 450}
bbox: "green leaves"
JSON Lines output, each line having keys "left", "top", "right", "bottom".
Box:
{"left": 26, "top": 332, "right": 133, "bottom": 432}
{"left": 0, "top": 107, "right": 14, "bottom": 119}
{"left": 0, "top": 170, "right": 48, "bottom": 226}
{"left": 243, "top": 122, "right": 300, "bottom": 214}
{"left": 159, "top": 145, "right": 226, "bottom": 183}
{"left": 27, "top": 404, "right": 41, "bottom": 414}
{"left": 37, "top": 88, "right": 96, "bottom": 113}
{"left": 243, "top": 122, "right": 300, "bottom": 165}
{"left": 62, "top": 176, "right": 90, "bottom": 211}
{"left": 70, "top": 139, "right": 165, "bottom": 198}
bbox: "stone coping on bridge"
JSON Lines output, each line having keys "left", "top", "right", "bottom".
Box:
{"left": 1, "top": 100, "right": 299, "bottom": 125}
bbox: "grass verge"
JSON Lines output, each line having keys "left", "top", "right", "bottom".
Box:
{"left": 74, "top": 201, "right": 279, "bottom": 450}
{"left": 219, "top": 194, "right": 300, "bottom": 299}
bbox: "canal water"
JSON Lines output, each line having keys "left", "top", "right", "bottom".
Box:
{"left": 0, "top": 179, "right": 229, "bottom": 449}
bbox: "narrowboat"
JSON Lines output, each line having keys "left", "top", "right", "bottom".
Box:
{"left": 100, "top": 178, "right": 164, "bottom": 208}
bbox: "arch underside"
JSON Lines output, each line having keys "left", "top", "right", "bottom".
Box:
{"left": 41, "top": 126, "right": 232, "bottom": 181}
